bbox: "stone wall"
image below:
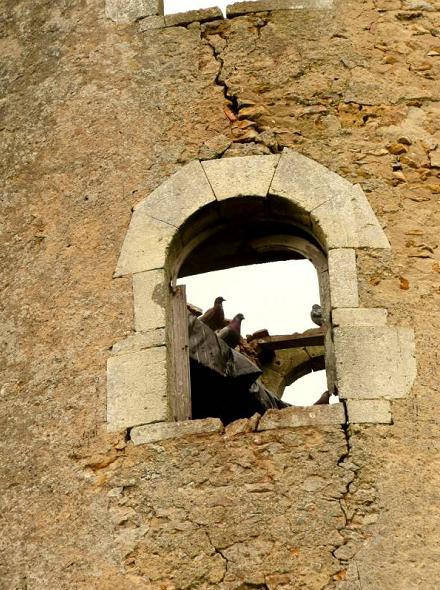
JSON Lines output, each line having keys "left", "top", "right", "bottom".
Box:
{"left": 1, "top": 0, "right": 439, "bottom": 588}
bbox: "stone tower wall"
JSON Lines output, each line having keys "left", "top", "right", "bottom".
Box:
{"left": 1, "top": 1, "right": 439, "bottom": 588}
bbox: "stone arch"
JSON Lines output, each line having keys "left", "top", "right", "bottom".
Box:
{"left": 108, "top": 149, "right": 416, "bottom": 434}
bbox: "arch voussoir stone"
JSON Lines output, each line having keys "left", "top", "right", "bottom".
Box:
{"left": 270, "top": 149, "right": 390, "bottom": 251}
{"left": 136, "top": 160, "right": 216, "bottom": 227}
{"left": 115, "top": 160, "right": 215, "bottom": 277}
{"left": 202, "top": 155, "right": 280, "bottom": 200}
{"left": 269, "top": 149, "right": 355, "bottom": 215}
{"left": 115, "top": 211, "right": 176, "bottom": 277}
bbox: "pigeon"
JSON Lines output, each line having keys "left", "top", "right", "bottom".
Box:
{"left": 310, "top": 304, "right": 324, "bottom": 327}
{"left": 199, "top": 296, "right": 226, "bottom": 331}
{"left": 314, "top": 390, "right": 331, "bottom": 405}
{"left": 217, "top": 313, "right": 245, "bottom": 348}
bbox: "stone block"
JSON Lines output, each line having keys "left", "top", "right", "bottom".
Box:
{"left": 107, "top": 347, "right": 169, "bottom": 431}
{"left": 269, "top": 149, "right": 355, "bottom": 215}
{"left": 130, "top": 418, "right": 223, "bottom": 445}
{"left": 165, "top": 7, "right": 223, "bottom": 26}
{"left": 270, "top": 150, "right": 388, "bottom": 250}
{"left": 328, "top": 249, "right": 359, "bottom": 308}
{"left": 332, "top": 308, "right": 388, "bottom": 327}
{"left": 347, "top": 399, "right": 392, "bottom": 424}
{"left": 114, "top": 210, "right": 177, "bottom": 277}
{"left": 133, "top": 269, "right": 167, "bottom": 332}
{"left": 202, "top": 155, "right": 280, "bottom": 201}
{"left": 334, "top": 326, "right": 416, "bottom": 400}
{"left": 224, "top": 413, "right": 261, "bottom": 437}
{"left": 137, "top": 160, "right": 215, "bottom": 228}
{"left": 351, "top": 185, "right": 390, "bottom": 249}
{"left": 111, "top": 329, "right": 166, "bottom": 355}
{"left": 257, "top": 403, "right": 346, "bottom": 431}
{"left": 106, "top": 0, "right": 163, "bottom": 23}
{"left": 226, "top": 0, "right": 333, "bottom": 17}
{"left": 312, "top": 192, "right": 359, "bottom": 249}
{"left": 401, "top": 0, "right": 435, "bottom": 10}
{"left": 138, "top": 15, "right": 165, "bottom": 30}
{"left": 429, "top": 147, "right": 440, "bottom": 168}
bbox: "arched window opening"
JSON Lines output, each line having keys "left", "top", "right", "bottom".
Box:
{"left": 179, "top": 260, "right": 331, "bottom": 417}
{"left": 169, "top": 196, "right": 331, "bottom": 424}
{"left": 109, "top": 152, "right": 405, "bottom": 436}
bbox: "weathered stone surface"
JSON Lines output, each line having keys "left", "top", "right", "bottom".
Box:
{"left": 112, "top": 329, "right": 166, "bottom": 355}
{"left": 165, "top": 7, "right": 223, "bottom": 27}
{"left": 429, "top": 148, "right": 440, "bottom": 168}
{"left": 334, "top": 326, "right": 417, "bottom": 400}
{"left": 130, "top": 418, "right": 223, "bottom": 445}
{"left": 401, "top": 0, "right": 435, "bottom": 10}
{"left": 258, "top": 403, "right": 346, "bottom": 430}
{"left": 133, "top": 269, "right": 166, "bottom": 332}
{"left": 351, "top": 185, "right": 391, "bottom": 249}
{"left": 333, "top": 307, "right": 388, "bottom": 326}
{"left": 270, "top": 149, "right": 355, "bottom": 213}
{"left": 312, "top": 192, "right": 359, "bottom": 249}
{"left": 136, "top": 160, "right": 216, "bottom": 228}
{"left": 138, "top": 15, "right": 165, "bottom": 30}
{"left": 198, "top": 134, "right": 232, "bottom": 160}
{"left": 115, "top": 210, "right": 177, "bottom": 277}
{"left": 2, "top": 2, "right": 438, "bottom": 588}
{"left": 226, "top": 0, "right": 333, "bottom": 17}
{"left": 202, "top": 155, "right": 280, "bottom": 200}
{"left": 107, "top": 347, "right": 169, "bottom": 431}
{"left": 328, "top": 248, "right": 359, "bottom": 308}
{"left": 106, "top": 0, "right": 163, "bottom": 22}
{"left": 347, "top": 399, "right": 392, "bottom": 424}
{"left": 224, "top": 413, "right": 261, "bottom": 437}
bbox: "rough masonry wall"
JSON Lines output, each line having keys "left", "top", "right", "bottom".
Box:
{"left": 0, "top": 0, "right": 439, "bottom": 588}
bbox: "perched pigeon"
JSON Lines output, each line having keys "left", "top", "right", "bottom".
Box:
{"left": 217, "top": 313, "right": 245, "bottom": 348}
{"left": 314, "top": 390, "right": 331, "bottom": 405}
{"left": 310, "top": 304, "right": 324, "bottom": 327}
{"left": 199, "top": 296, "right": 226, "bottom": 331}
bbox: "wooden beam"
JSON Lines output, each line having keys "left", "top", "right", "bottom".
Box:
{"left": 169, "top": 285, "right": 192, "bottom": 422}
{"left": 256, "top": 329, "right": 325, "bottom": 351}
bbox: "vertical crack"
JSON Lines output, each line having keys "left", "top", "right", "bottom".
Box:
{"left": 205, "top": 530, "right": 228, "bottom": 583}
{"left": 323, "top": 408, "right": 375, "bottom": 590}
{"left": 200, "top": 19, "right": 282, "bottom": 155}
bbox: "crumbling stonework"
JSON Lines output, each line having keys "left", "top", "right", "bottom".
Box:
{"left": 1, "top": 0, "right": 439, "bottom": 588}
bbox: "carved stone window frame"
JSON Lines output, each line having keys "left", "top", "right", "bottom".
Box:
{"left": 108, "top": 150, "right": 416, "bottom": 440}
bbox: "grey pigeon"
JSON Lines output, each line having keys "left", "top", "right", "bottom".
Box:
{"left": 217, "top": 313, "right": 245, "bottom": 348}
{"left": 199, "top": 296, "right": 226, "bottom": 331}
{"left": 310, "top": 304, "right": 324, "bottom": 327}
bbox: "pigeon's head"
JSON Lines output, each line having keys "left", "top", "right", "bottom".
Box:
{"left": 214, "top": 296, "right": 226, "bottom": 305}
{"left": 234, "top": 313, "right": 245, "bottom": 322}
{"left": 312, "top": 304, "right": 321, "bottom": 312}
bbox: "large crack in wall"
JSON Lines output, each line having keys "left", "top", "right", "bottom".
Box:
{"left": 200, "top": 17, "right": 283, "bottom": 156}
{"left": 325, "top": 420, "right": 383, "bottom": 590}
